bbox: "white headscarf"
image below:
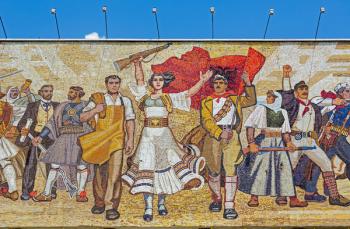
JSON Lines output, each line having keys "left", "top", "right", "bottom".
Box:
{"left": 245, "top": 91, "right": 290, "bottom": 132}
{"left": 5, "top": 86, "right": 26, "bottom": 126}
{"left": 6, "top": 86, "right": 20, "bottom": 105}
{"left": 256, "top": 91, "right": 282, "bottom": 112}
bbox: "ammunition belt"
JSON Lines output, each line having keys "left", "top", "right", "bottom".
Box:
{"left": 330, "top": 124, "right": 349, "bottom": 137}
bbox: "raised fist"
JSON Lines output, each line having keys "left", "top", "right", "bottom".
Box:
{"left": 283, "top": 65, "right": 292, "bottom": 78}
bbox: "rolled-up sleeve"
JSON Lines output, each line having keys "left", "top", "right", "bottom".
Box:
{"left": 82, "top": 101, "right": 98, "bottom": 122}
{"left": 123, "top": 97, "right": 136, "bottom": 120}
{"left": 83, "top": 101, "right": 96, "bottom": 112}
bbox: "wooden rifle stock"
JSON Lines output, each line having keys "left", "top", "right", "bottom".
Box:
{"left": 113, "top": 43, "right": 172, "bottom": 72}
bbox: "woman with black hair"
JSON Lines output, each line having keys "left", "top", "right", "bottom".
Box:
{"left": 122, "top": 59, "right": 213, "bottom": 222}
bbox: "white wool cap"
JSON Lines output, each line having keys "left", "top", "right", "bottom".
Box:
{"left": 334, "top": 82, "right": 350, "bottom": 93}
{"left": 213, "top": 74, "right": 227, "bottom": 82}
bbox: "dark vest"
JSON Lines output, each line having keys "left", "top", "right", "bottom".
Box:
{"left": 277, "top": 89, "right": 322, "bottom": 134}
{"left": 266, "top": 107, "right": 285, "bottom": 128}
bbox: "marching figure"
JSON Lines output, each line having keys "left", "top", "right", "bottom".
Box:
{"left": 238, "top": 90, "right": 307, "bottom": 207}
{"left": 80, "top": 75, "right": 136, "bottom": 221}
{"left": 278, "top": 65, "right": 350, "bottom": 206}
{"left": 32, "top": 86, "right": 93, "bottom": 202}
{"left": 16, "top": 85, "right": 59, "bottom": 200}
{"left": 0, "top": 82, "right": 38, "bottom": 196}
{"left": 295, "top": 82, "right": 350, "bottom": 201}
{"left": 200, "top": 69, "right": 256, "bottom": 219}
{"left": 6, "top": 81, "right": 36, "bottom": 129}
{"left": 122, "top": 59, "right": 209, "bottom": 222}
{"left": 0, "top": 92, "right": 20, "bottom": 200}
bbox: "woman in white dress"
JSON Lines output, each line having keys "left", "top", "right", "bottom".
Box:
{"left": 122, "top": 59, "right": 212, "bottom": 221}
{"left": 238, "top": 90, "right": 308, "bottom": 207}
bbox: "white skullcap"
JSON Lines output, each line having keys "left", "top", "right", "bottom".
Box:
{"left": 213, "top": 74, "right": 227, "bottom": 83}
{"left": 334, "top": 82, "right": 350, "bottom": 93}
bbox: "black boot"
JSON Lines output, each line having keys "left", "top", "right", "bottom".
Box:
{"left": 91, "top": 205, "right": 105, "bottom": 214}
{"left": 158, "top": 204, "right": 168, "bottom": 216}
{"left": 223, "top": 208, "right": 238, "bottom": 220}
{"left": 143, "top": 208, "right": 153, "bottom": 222}
{"left": 105, "top": 209, "right": 120, "bottom": 220}
{"left": 209, "top": 201, "right": 222, "bottom": 212}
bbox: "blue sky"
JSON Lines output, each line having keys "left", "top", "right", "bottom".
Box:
{"left": 0, "top": 0, "right": 349, "bottom": 39}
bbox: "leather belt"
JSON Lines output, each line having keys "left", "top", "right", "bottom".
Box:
{"left": 290, "top": 131, "right": 313, "bottom": 140}
{"left": 144, "top": 118, "right": 168, "bottom": 128}
{"left": 261, "top": 130, "right": 281, "bottom": 138}
{"left": 59, "top": 126, "right": 84, "bottom": 134}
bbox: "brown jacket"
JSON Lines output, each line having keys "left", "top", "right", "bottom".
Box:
{"left": 200, "top": 86, "right": 256, "bottom": 140}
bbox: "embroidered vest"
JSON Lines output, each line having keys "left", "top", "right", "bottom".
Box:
{"left": 266, "top": 107, "right": 285, "bottom": 128}
{"left": 138, "top": 93, "right": 173, "bottom": 113}
{"left": 35, "top": 105, "right": 54, "bottom": 132}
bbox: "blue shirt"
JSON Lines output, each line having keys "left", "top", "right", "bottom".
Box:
{"left": 327, "top": 104, "right": 350, "bottom": 128}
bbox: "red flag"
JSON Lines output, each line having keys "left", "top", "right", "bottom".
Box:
{"left": 151, "top": 47, "right": 265, "bottom": 110}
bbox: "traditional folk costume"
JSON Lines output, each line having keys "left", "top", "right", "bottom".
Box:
{"left": 6, "top": 86, "right": 37, "bottom": 127}
{"left": 277, "top": 80, "right": 350, "bottom": 206}
{"left": 80, "top": 92, "right": 135, "bottom": 213}
{"left": 0, "top": 88, "right": 37, "bottom": 195}
{"left": 238, "top": 93, "right": 296, "bottom": 197}
{"left": 34, "top": 101, "right": 93, "bottom": 201}
{"left": 294, "top": 82, "right": 350, "bottom": 201}
{"left": 0, "top": 100, "right": 20, "bottom": 200}
{"left": 122, "top": 83, "right": 205, "bottom": 218}
{"left": 200, "top": 84, "right": 256, "bottom": 218}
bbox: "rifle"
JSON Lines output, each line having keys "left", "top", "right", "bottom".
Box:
{"left": 113, "top": 43, "right": 172, "bottom": 72}
{"left": 0, "top": 70, "right": 23, "bottom": 79}
{"left": 242, "top": 146, "right": 317, "bottom": 155}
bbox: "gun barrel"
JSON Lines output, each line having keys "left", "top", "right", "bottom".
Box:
{"left": 114, "top": 43, "right": 172, "bottom": 72}
{"left": 129, "top": 42, "right": 171, "bottom": 60}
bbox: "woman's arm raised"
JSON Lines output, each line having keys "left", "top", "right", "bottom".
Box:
{"left": 186, "top": 70, "right": 213, "bottom": 97}
{"left": 134, "top": 58, "right": 145, "bottom": 86}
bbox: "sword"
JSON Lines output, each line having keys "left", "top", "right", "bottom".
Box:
{"left": 27, "top": 133, "right": 78, "bottom": 198}
{"left": 243, "top": 145, "right": 317, "bottom": 154}
{"left": 57, "top": 168, "right": 78, "bottom": 198}
{"left": 0, "top": 70, "right": 23, "bottom": 79}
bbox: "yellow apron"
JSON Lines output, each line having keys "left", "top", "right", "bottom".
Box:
{"left": 80, "top": 105, "right": 125, "bottom": 165}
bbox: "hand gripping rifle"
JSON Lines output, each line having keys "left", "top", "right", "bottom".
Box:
{"left": 113, "top": 43, "right": 172, "bottom": 72}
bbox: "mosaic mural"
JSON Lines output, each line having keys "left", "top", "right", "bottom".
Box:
{"left": 1, "top": 41, "right": 350, "bottom": 227}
